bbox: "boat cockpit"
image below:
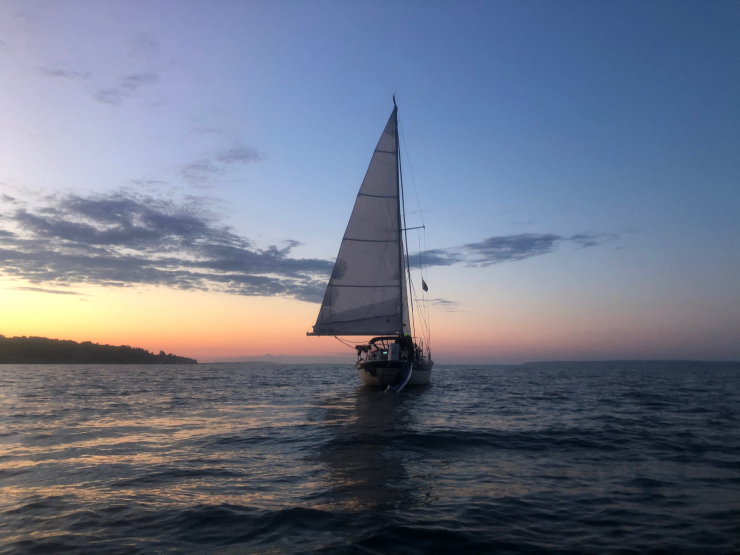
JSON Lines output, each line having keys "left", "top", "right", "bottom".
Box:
{"left": 355, "top": 336, "right": 429, "bottom": 366}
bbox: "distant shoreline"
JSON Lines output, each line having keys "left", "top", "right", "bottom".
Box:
{"left": 0, "top": 335, "right": 197, "bottom": 364}
{"left": 196, "top": 359, "right": 740, "bottom": 367}
{"left": 0, "top": 336, "right": 736, "bottom": 367}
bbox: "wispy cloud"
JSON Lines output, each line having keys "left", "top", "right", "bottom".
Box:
{"left": 93, "top": 72, "right": 160, "bottom": 105}
{"left": 428, "top": 298, "right": 459, "bottom": 311}
{"left": 39, "top": 67, "right": 90, "bottom": 80}
{"left": 131, "top": 179, "right": 166, "bottom": 187}
{"left": 180, "top": 160, "right": 222, "bottom": 186}
{"left": 119, "top": 72, "right": 159, "bottom": 90}
{"left": 414, "top": 232, "right": 619, "bottom": 268}
{"left": 127, "top": 33, "right": 160, "bottom": 59}
{"left": 0, "top": 191, "right": 332, "bottom": 302}
{"left": 180, "top": 145, "right": 263, "bottom": 187}
{"left": 10, "top": 286, "right": 82, "bottom": 295}
{"left": 93, "top": 88, "right": 126, "bottom": 104}
{"left": 568, "top": 233, "right": 619, "bottom": 248}
{"left": 216, "top": 146, "right": 262, "bottom": 164}
{"left": 0, "top": 189, "right": 621, "bottom": 303}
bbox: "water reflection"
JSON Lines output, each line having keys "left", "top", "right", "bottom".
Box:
{"left": 313, "top": 386, "right": 430, "bottom": 511}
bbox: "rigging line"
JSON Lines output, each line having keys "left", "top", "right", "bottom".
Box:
{"left": 417, "top": 290, "right": 431, "bottom": 346}
{"left": 409, "top": 277, "right": 431, "bottom": 348}
{"left": 422, "top": 226, "right": 430, "bottom": 345}
{"left": 413, "top": 297, "right": 429, "bottom": 345}
{"left": 399, "top": 116, "right": 433, "bottom": 352}
{"left": 333, "top": 336, "right": 356, "bottom": 349}
{"left": 415, "top": 228, "right": 427, "bottom": 342}
{"left": 408, "top": 277, "right": 429, "bottom": 336}
{"left": 415, "top": 227, "right": 431, "bottom": 346}
{"left": 400, "top": 118, "right": 431, "bottom": 348}
{"left": 417, "top": 228, "right": 423, "bottom": 279}
{"left": 417, "top": 228, "right": 430, "bottom": 346}
{"left": 398, "top": 114, "right": 415, "bottom": 339}
{"left": 398, "top": 119, "right": 425, "bottom": 227}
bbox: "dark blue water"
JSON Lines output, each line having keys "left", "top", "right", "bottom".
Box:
{"left": 1, "top": 362, "right": 739, "bottom": 554}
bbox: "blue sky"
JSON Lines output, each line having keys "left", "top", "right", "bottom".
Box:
{"left": 1, "top": 1, "right": 738, "bottom": 361}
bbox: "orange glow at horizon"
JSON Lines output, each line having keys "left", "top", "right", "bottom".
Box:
{"left": 2, "top": 278, "right": 739, "bottom": 364}
{"left": 0, "top": 282, "right": 346, "bottom": 361}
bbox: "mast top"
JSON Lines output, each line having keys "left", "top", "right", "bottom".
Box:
{"left": 393, "top": 94, "right": 396, "bottom": 107}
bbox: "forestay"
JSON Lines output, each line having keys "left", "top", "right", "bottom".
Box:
{"left": 311, "top": 107, "right": 410, "bottom": 336}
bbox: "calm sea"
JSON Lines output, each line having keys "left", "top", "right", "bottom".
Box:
{"left": 1, "top": 362, "right": 738, "bottom": 554}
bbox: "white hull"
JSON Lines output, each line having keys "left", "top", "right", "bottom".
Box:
{"left": 357, "top": 366, "right": 432, "bottom": 387}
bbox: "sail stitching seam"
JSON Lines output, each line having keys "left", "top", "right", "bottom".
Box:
{"left": 358, "top": 193, "right": 398, "bottom": 198}
{"left": 342, "top": 238, "right": 399, "bottom": 242}
{"left": 329, "top": 285, "right": 397, "bottom": 288}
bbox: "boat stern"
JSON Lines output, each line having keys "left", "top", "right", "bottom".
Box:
{"left": 356, "top": 360, "right": 432, "bottom": 387}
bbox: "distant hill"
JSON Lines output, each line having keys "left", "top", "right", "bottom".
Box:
{"left": 0, "top": 335, "right": 197, "bottom": 364}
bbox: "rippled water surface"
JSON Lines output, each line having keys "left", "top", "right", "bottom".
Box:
{"left": 1, "top": 362, "right": 739, "bottom": 554}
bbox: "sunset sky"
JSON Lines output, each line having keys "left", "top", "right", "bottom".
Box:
{"left": 1, "top": 1, "right": 738, "bottom": 363}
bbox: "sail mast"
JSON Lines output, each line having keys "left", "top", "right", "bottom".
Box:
{"left": 394, "top": 96, "right": 405, "bottom": 336}
{"left": 397, "top": 99, "right": 415, "bottom": 339}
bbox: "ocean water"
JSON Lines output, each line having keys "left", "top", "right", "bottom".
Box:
{"left": 0, "top": 362, "right": 739, "bottom": 554}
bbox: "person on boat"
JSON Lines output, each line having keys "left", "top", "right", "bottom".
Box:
{"left": 398, "top": 334, "right": 414, "bottom": 356}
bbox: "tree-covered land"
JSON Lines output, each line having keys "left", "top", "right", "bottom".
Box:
{"left": 0, "top": 335, "right": 197, "bottom": 364}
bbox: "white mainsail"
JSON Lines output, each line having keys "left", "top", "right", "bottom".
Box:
{"left": 311, "top": 106, "right": 410, "bottom": 336}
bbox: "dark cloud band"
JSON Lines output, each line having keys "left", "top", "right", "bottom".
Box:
{"left": 0, "top": 191, "right": 617, "bottom": 301}
{"left": 0, "top": 192, "right": 332, "bottom": 302}
{"left": 412, "top": 232, "right": 619, "bottom": 268}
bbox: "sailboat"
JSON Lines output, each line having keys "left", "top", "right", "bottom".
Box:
{"left": 308, "top": 98, "right": 433, "bottom": 389}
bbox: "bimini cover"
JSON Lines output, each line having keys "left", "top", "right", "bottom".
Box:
{"left": 312, "top": 107, "right": 410, "bottom": 336}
